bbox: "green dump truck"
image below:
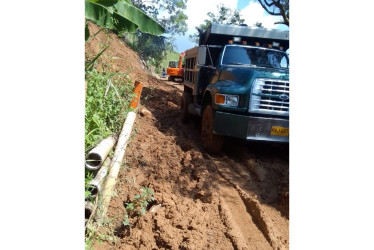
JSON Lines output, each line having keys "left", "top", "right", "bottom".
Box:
{"left": 181, "top": 23, "right": 289, "bottom": 153}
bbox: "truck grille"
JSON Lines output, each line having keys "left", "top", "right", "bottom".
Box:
{"left": 249, "top": 78, "right": 289, "bottom": 116}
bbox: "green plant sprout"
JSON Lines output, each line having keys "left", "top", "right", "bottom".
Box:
{"left": 124, "top": 187, "right": 155, "bottom": 224}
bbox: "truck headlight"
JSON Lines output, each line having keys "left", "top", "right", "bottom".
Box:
{"left": 215, "top": 94, "right": 239, "bottom": 106}
{"left": 226, "top": 95, "right": 239, "bottom": 106}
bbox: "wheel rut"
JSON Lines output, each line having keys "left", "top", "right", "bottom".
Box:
{"left": 210, "top": 155, "right": 288, "bottom": 250}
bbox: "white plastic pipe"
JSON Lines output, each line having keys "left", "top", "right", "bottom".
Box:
{"left": 87, "top": 157, "right": 111, "bottom": 198}
{"left": 95, "top": 111, "right": 137, "bottom": 223}
{"left": 85, "top": 135, "right": 117, "bottom": 171}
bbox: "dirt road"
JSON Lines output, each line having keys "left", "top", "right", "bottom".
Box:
{"left": 85, "top": 22, "right": 288, "bottom": 249}
{"left": 93, "top": 77, "right": 289, "bottom": 250}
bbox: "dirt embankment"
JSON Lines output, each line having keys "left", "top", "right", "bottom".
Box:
{"left": 86, "top": 22, "right": 289, "bottom": 250}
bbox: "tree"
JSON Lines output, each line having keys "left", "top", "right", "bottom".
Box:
{"left": 254, "top": 22, "right": 263, "bottom": 28}
{"left": 119, "top": 0, "right": 188, "bottom": 72}
{"left": 257, "top": 0, "right": 289, "bottom": 26}
{"left": 131, "top": 0, "right": 188, "bottom": 36}
{"left": 189, "top": 4, "right": 245, "bottom": 44}
{"left": 128, "top": 31, "right": 171, "bottom": 69}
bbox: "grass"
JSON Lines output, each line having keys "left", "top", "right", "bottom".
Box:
{"left": 85, "top": 69, "right": 134, "bottom": 150}
{"left": 85, "top": 217, "right": 117, "bottom": 249}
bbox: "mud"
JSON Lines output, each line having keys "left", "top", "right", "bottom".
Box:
{"left": 86, "top": 22, "right": 289, "bottom": 250}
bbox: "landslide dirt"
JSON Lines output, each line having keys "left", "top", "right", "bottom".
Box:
{"left": 86, "top": 22, "right": 289, "bottom": 250}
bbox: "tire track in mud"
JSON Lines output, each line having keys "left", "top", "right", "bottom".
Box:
{"left": 209, "top": 155, "right": 288, "bottom": 250}
{"left": 218, "top": 197, "right": 251, "bottom": 250}
{"left": 217, "top": 192, "right": 272, "bottom": 250}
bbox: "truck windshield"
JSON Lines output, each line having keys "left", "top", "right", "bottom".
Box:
{"left": 222, "top": 45, "right": 289, "bottom": 69}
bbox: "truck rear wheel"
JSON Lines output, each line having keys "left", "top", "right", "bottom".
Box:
{"left": 181, "top": 91, "right": 192, "bottom": 123}
{"left": 201, "top": 105, "right": 223, "bottom": 154}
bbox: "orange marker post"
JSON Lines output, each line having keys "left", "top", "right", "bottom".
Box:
{"left": 129, "top": 80, "right": 143, "bottom": 109}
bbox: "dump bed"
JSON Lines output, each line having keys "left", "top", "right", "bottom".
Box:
{"left": 199, "top": 23, "right": 289, "bottom": 50}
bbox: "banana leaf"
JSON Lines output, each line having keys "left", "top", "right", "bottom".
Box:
{"left": 113, "top": 1, "right": 165, "bottom": 35}
{"left": 85, "top": 0, "right": 165, "bottom": 36}
{"left": 85, "top": 0, "right": 137, "bottom": 33}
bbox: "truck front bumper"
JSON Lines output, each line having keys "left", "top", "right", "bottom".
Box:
{"left": 213, "top": 111, "right": 289, "bottom": 143}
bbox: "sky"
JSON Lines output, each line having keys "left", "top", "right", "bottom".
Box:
{"left": 174, "top": 0, "right": 289, "bottom": 53}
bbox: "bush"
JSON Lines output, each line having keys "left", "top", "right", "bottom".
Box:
{"left": 85, "top": 69, "right": 134, "bottom": 150}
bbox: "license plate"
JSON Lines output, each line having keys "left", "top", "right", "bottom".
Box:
{"left": 271, "top": 126, "right": 289, "bottom": 136}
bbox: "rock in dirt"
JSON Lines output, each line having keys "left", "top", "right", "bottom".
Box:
{"left": 167, "top": 101, "right": 178, "bottom": 109}
{"left": 140, "top": 108, "right": 152, "bottom": 118}
{"left": 195, "top": 190, "right": 213, "bottom": 203}
{"left": 150, "top": 204, "right": 162, "bottom": 213}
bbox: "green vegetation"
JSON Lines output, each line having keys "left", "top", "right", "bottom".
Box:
{"left": 122, "top": 32, "right": 181, "bottom": 74}
{"left": 85, "top": 69, "right": 134, "bottom": 150}
{"left": 85, "top": 218, "right": 117, "bottom": 249}
{"left": 123, "top": 187, "right": 155, "bottom": 226}
{"left": 119, "top": 0, "right": 188, "bottom": 75}
{"left": 84, "top": 66, "right": 135, "bottom": 194}
{"left": 85, "top": 0, "right": 165, "bottom": 40}
{"left": 130, "top": 0, "right": 188, "bottom": 36}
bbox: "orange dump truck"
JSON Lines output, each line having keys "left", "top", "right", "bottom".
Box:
{"left": 166, "top": 52, "right": 185, "bottom": 82}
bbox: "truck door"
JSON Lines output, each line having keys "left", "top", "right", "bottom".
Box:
{"left": 197, "top": 46, "right": 218, "bottom": 91}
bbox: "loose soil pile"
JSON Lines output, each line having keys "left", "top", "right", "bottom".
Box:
{"left": 86, "top": 22, "right": 289, "bottom": 250}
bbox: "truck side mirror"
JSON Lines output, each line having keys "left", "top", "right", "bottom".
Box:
{"left": 197, "top": 46, "right": 206, "bottom": 66}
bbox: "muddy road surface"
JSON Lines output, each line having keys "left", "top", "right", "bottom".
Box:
{"left": 93, "top": 77, "right": 289, "bottom": 250}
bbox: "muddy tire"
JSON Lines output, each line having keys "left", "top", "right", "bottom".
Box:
{"left": 201, "top": 105, "right": 223, "bottom": 154}
{"left": 181, "top": 91, "right": 192, "bottom": 123}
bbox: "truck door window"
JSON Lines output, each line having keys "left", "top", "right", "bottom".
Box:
{"left": 280, "top": 55, "right": 288, "bottom": 68}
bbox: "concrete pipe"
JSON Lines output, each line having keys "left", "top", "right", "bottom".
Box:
{"left": 85, "top": 135, "right": 117, "bottom": 171}
{"left": 87, "top": 157, "right": 111, "bottom": 198}
{"left": 85, "top": 201, "right": 94, "bottom": 220}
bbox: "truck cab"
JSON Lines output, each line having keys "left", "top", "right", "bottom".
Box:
{"left": 182, "top": 23, "right": 289, "bottom": 153}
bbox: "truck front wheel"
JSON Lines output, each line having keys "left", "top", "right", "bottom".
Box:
{"left": 201, "top": 105, "right": 223, "bottom": 154}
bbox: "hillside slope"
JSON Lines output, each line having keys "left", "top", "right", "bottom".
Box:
{"left": 85, "top": 22, "right": 152, "bottom": 82}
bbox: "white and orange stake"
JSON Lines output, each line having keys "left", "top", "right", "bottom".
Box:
{"left": 129, "top": 80, "right": 143, "bottom": 109}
